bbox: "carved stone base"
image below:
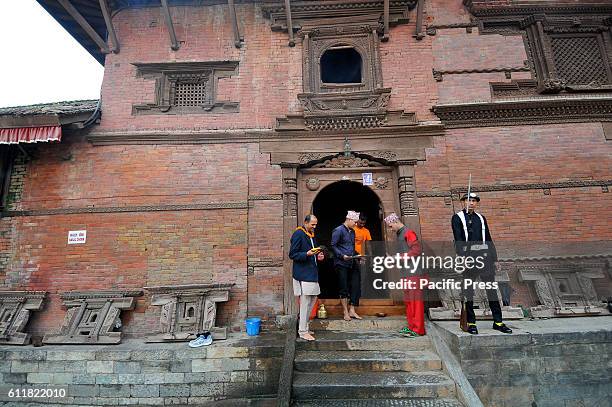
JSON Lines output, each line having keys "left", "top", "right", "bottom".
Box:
{"left": 0, "top": 291, "right": 46, "bottom": 345}
{"left": 144, "top": 283, "right": 233, "bottom": 342}
{"left": 428, "top": 305, "right": 524, "bottom": 320}
{"left": 428, "top": 285, "right": 524, "bottom": 320}
{"left": 43, "top": 290, "right": 142, "bottom": 345}
{"left": 529, "top": 305, "right": 606, "bottom": 318}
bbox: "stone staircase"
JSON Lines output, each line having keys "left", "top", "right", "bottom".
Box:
{"left": 291, "top": 319, "right": 464, "bottom": 407}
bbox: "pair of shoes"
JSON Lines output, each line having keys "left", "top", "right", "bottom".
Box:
{"left": 188, "top": 332, "right": 213, "bottom": 348}
{"left": 492, "top": 322, "right": 513, "bottom": 334}
{"left": 466, "top": 324, "right": 479, "bottom": 335}
{"left": 299, "top": 332, "right": 315, "bottom": 341}
{"left": 399, "top": 327, "right": 419, "bottom": 337}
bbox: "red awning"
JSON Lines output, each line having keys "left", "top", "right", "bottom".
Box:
{"left": 0, "top": 126, "right": 62, "bottom": 144}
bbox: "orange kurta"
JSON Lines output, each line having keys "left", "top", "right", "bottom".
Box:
{"left": 354, "top": 226, "right": 372, "bottom": 255}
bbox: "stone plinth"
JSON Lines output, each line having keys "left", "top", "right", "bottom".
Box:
{"left": 43, "top": 290, "right": 143, "bottom": 345}
{"left": 0, "top": 291, "right": 46, "bottom": 345}
{"left": 144, "top": 283, "right": 233, "bottom": 342}
{"left": 434, "top": 317, "right": 612, "bottom": 407}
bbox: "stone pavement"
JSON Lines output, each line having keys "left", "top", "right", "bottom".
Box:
{"left": 433, "top": 316, "right": 612, "bottom": 407}
{"left": 0, "top": 332, "right": 284, "bottom": 406}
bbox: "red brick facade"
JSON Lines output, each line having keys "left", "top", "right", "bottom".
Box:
{"left": 1, "top": 1, "right": 611, "bottom": 336}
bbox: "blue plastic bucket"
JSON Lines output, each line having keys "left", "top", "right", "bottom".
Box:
{"left": 245, "top": 317, "right": 261, "bottom": 336}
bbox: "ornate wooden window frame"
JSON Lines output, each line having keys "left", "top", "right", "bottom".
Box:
{"left": 463, "top": 1, "right": 612, "bottom": 95}
{"left": 301, "top": 22, "right": 384, "bottom": 95}
{"left": 131, "top": 61, "right": 240, "bottom": 115}
{"left": 520, "top": 15, "right": 612, "bottom": 93}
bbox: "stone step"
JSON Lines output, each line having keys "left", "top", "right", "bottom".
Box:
{"left": 292, "top": 372, "right": 456, "bottom": 400}
{"left": 321, "top": 305, "right": 406, "bottom": 317}
{"left": 294, "top": 350, "right": 442, "bottom": 373}
{"left": 296, "top": 331, "right": 432, "bottom": 352}
{"left": 293, "top": 398, "right": 464, "bottom": 407}
{"left": 310, "top": 317, "right": 407, "bottom": 331}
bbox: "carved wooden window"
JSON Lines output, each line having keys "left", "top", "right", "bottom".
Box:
{"left": 300, "top": 24, "right": 384, "bottom": 95}
{"left": 549, "top": 35, "right": 610, "bottom": 86}
{"left": 320, "top": 47, "right": 363, "bottom": 85}
{"left": 171, "top": 73, "right": 211, "bottom": 107}
{"left": 131, "top": 62, "right": 239, "bottom": 115}
{"left": 521, "top": 16, "right": 612, "bottom": 93}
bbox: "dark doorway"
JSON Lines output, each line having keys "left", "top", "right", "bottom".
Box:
{"left": 320, "top": 47, "right": 363, "bottom": 84}
{"left": 312, "top": 180, "right": 383, "bottom": 298}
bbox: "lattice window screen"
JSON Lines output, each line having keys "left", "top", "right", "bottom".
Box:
{"left": 550, "top": 36, "right": 609, "bottom": 85}
{"left": 173, "top": 79, "right": 208, "bottom": 107}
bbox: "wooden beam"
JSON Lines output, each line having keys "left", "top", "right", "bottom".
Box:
{"left": 98, "top": 0, "right": 119, "bottom": 52}
{"left": 284, "top": 0, "right": 295, "bottom": 47}
{"left": 414, "top": 0, "right": 425, "bottom": 40}
{"left": 382, "top": 0, "right": 389, "bottom": 41}
{"left": 227, "top": 0, "right": 243, "bottom": 48}
{"left": 57, "top": 0, "right": 110, "bottom": 53}
{"left": 160, "top": 0, "right": 180, "bottom": 51}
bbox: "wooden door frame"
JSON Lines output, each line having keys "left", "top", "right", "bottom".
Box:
{"left": 280, "top": 152, "right": 422, "bottom": 314}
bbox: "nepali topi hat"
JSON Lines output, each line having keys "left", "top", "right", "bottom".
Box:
{"left": 346, "top": 210, "right": 360, "bottom": 221}
{"left": 460, "top": 192, "right": 480, "bottom": 202}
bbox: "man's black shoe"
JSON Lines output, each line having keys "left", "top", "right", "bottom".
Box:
{"left": 467, "top": 325, "right": 478, "bottom": 335}
{"left": 492, "top": 322, "right": 512, "bottom": 334}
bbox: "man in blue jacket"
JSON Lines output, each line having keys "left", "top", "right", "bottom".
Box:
{"left": 289, "top": 214, "right": 324, "bottom": 341}
{"left": 331, "top": 210, "right": 362, "bottom": 321}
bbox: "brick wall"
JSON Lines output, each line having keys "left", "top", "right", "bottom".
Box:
{"left": 1, "top": 0, "right": 611, "bottom": 338}
{"left": 417, "top": 123, "right": 612, "bottom": 242}
{"left": 98, "top": 4, "right": 303, "bottom": 131}
{"left": 0, "top": 134, "right": 286, "bottom": 335}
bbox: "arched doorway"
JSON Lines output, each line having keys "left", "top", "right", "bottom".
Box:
{"left": 296, "top": 162, "right": 406, "bottom": 316}
{"left": 312, "top": 180, "right": 383, "bottom": 298}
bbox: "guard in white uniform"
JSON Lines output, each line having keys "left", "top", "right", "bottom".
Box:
{"left": 451, "top": 192, "right": 512, "bottom": 335}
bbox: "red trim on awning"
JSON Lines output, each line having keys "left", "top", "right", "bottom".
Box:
{"left": 0, "top": 126, "right": 62, "bottom": 144}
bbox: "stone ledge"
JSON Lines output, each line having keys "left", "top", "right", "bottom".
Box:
{"left": 0, "top": 334, "right": 283, "bottom": 404}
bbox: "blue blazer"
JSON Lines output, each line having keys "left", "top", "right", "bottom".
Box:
{"left": 289, "top": 228, "right": 319, "bottom": 282}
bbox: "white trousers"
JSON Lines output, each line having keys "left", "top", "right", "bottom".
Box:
{"left": 298, "top": 294, "right": 317, "bottom": 334}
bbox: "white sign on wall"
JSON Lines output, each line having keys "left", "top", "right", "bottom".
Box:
{"left": 68, "top": 230, "right": 87, "bottom": 244}
{"left": 362, "top": 172, "right": 373, "bottom": 186}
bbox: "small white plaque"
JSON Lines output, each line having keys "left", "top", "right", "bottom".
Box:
{"left": 68, "top": 230, "right": 87, "bottom": 244}
{"left": 362, "top": 172, "right": 373, "bottom": 186}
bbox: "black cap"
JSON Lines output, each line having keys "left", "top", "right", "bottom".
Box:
{"left": 460, "top": 192, "right": 480, "bottom": 202}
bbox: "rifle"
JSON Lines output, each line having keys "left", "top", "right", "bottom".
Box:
{"left": 459, "top": 174, "right": 472, "bottom": 332}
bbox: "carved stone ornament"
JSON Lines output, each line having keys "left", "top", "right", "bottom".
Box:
{"left": 298, "top": 153, "right": 327, "bottom": 164}
{"left": 368, "top": 151, "right": 397, "bottom": 161}
{"left": 144, "top": 283, "right": 233, "bottom": 342}
{"left": 374, "top": 176, "right": 389, "bottom": 189}
{"left": 542, "top": 78, "right": 567, "bottom": 93}
{"left": 43, "top": 290, "right": 143, "bottom": 345}
{"left": 428, "top": 284, "right": 523, "bottom": 320}
{"left": 283, "top": 177, "right": 298, "bottom": 217}
{"left": 0, "top": 291, "right": 46, "bottom": 345}
{"left": 299, "top": 89, "right": 392, "bottom": 116}
{"left": 305, "top": 177, "right": 321, "bottom": 191}
{"left": 518, "top": 262, "right": 608, "bottom": 317}
{"left": 312, "top": 154, "right": 379, "bottom": 168}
